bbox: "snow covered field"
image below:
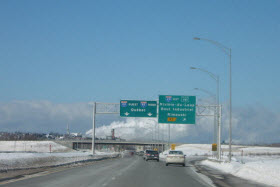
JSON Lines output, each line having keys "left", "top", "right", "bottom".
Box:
{"left": 160, "top": 144, "right": 280, "bottom": 187}
{"left": 0, "top": 141, "right": 72, "bottom": 153}
{"left": 0, "top": 141, "right": 119, "bottom": 171}
{"left": 159, "top": 144, "right": 214, "bottom": 160}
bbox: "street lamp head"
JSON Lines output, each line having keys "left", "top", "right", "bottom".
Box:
{"left": 193, "top": 37, "right": 201, "bottom": 40}
{"left": 190, "top": 67, "right": 197, "bottom": 69}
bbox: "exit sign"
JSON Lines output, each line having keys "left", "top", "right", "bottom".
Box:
{"left": 158, "top": 95, "right": 196, "bottom": 124}
{"left": 120, "top": 100, "right": 157, "bottom": 118}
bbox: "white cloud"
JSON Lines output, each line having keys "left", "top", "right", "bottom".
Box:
{"left": 0, "top": 100, "right": 279, "bottom": 144}
{"left": 0, "top": 100, "right": 92, "bottom": 133}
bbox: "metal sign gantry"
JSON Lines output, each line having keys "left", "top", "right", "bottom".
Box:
{"left": 89, "top": 102, "right": 222, "bottom": 160}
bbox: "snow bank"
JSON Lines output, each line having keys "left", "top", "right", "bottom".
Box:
{"left": 196, "top": 145, "right": 280, "bottom": 187}
{"left": 0, "top": 141, "right": 119, "bottom": 170}
{"left": 0, "top": 141, "right": 71, "bottom": 153}
{"left": 202, "top": 156, "right": 280, "bottom": 187}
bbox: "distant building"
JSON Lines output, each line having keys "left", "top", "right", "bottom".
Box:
{"left": 70, "top": 133, "right": 82, "bottom": 139}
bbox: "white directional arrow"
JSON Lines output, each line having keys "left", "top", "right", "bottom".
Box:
{"left": 147, "top": 113, "right": 153, "bottom": 116}
{"left": 124, "top": 112, "right": 129, "bottom": 116}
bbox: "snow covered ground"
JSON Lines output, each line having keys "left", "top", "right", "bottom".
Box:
{"left": 160, "top": 144, "right": 280, "bottom": 187}
{"left": 0, "top": 141, "right": 72, "bottom": 153}
{"left": 203, "top": 156, "right": 280, "bottom": 187}
{"left": 0, "top": 141, "right": 119, "bottom": 171}
{"left": 159, "top": 144, "right": 214, "bottom": 160}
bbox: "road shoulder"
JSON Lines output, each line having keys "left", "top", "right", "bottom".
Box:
{"left": 0, "top": 155, "right": 120, "bottom": 185}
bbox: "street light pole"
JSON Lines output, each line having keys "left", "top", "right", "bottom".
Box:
{"left": 193, "top": 37, "right": 232, "bottom": 162}
{"left": 229, "top": 48, "right": 232, "bottom": 162}
{"left": 194, "top": 87, "right": 218, "bottom": 145}
{"left": 194, "top": 88, "right": 216, "bottom": 100}
{"left": 191, "top": 67, "right": 220, "bottom": 159}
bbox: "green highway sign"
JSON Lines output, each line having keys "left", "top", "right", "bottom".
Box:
{"left": 120, "top": 100, "right": 157, "bottom": 118}
{"left": 158, "top": 95, "right": 196, "bottom": 124}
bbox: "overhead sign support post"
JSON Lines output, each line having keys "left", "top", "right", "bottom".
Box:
{"left": 89, "top": 102, "right": 96, "bottom": 155}
{"left": 90, "top": 100, "right": 221, "bottom": 160}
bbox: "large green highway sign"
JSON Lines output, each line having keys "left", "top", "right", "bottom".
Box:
{"left": 158, "top": 95, "right": 196, "bottom": 124}
{"left": 120, "top": 100, "right": 157, "bottom": 118}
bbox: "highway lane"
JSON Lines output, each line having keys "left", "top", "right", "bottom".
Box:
{"left": 1, "top": 156, "right": 212, "bottom": 187}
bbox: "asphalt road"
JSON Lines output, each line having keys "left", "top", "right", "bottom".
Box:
{"left": 1, "top": 156, "right": 212, "bottom": 187}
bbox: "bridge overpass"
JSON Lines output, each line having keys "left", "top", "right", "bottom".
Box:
{"left": 55, "top": 140, "right": 167, "bottom": 152}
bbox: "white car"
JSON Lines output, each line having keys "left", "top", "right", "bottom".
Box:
{"left": 165, "top": 150, "right": 185, "bottom": 166}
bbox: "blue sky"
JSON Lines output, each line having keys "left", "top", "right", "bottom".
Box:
{"left": 0, "top": 1, "right": 280, "bottom": 143}
{"left": 1, "top": 0, "right": 280, "bottom": 108}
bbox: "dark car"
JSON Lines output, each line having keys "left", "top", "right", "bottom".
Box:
{"left": 143, "top": 150, "right": 159, "bottom": 162}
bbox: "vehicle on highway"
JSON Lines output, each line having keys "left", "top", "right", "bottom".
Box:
{"left": 121, "top": 150, "right": 135, "bottom": 158}
{"left": 138, "top": 151, "right": 144, "bottom": 156}
{"left": 165, "top": 150, "right": 185, "bottom": 166}
{"left": 143, "top": 150, "right": 159, "bottom": 161}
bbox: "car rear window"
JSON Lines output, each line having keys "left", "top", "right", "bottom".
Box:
{"left": 169, "top": 151, "right": 183, "bottom": 155}
{"left": 146, "top": 151, "right": 158, "bottom": 154}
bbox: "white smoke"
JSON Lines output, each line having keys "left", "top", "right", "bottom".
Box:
{"left": 87, "top": 118, "right": 156, "bottom": 141}
{"left": 86, "top": 116, "right": 214, "bottom": 142}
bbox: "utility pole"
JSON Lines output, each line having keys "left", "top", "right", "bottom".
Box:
{"left": 67, "top": 124, "right": 70, "bottom": 135}
{"left": 191, "top": 67, "right": 220, "bottom": 157}
{"left": 91, "top": 102, "right": 96, "bottom": 155}
{"left": 229, "top": 48, "right": 232, "bottom": 162}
